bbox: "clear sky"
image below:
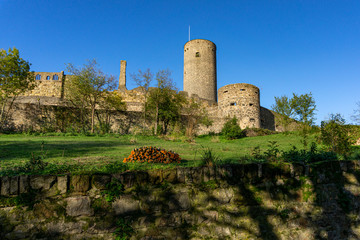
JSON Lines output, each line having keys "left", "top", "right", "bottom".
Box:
{"left": 1, "top": 0, "right": 359, "bottom": 125}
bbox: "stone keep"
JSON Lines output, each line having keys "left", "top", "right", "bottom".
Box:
{"left": 183, "top": 39, "right": 217, "bottom": 102}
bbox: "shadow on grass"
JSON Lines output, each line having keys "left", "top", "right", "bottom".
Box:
{"left": 0, "top": 140, "right": 131, "bottom": 162}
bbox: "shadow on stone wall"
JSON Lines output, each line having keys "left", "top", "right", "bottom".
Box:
{"left": 2, "top": 163, "right": 360, "bottom": 239}
{"left": 260, "top": 107, "right": 275, "bottom": 131}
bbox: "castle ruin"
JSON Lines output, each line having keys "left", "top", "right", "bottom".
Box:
{"left": 13, "top": 39, "right": 276, "bottom": 133}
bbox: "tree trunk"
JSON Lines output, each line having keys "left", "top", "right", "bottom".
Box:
{"left": 154, "top": 104, "right": 159, "bottom": 135}
{"left": 91, "top": 107, "right": 95, "bottom": 133}
{"left": 143, "top": 94, "right": 147, "bottom": 129}
{"left": 0, "top": 101, "right": 7, "bottom": 126}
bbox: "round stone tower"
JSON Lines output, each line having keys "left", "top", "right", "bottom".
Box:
{"left": 218, "top": 83, "right": 261, "bottom": 129}
{"left": 184, "top": 39, "right": 217, "bottom": 102}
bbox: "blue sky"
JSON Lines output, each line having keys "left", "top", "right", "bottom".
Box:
{"left": 1, "top": 0, "right": 359, "bottom": 125}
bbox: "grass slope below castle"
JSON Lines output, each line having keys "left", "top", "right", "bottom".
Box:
{"left": 0, "top": 132, "right": 359, "bottom": 176}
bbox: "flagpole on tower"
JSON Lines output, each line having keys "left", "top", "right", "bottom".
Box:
{"left": 189, "top": 25, "right": 190, "bottom": 41}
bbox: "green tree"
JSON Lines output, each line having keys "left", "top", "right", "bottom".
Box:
{"left": 0, "top": 48, "right": 35, "bottom": 130}
{"left": 320, "top": 113, "right": 353, "bottom": 156}
{"left": 65, "top": 60, "right": 121, "bottom": 133}
{"left": 291, "top": 92, "right": 316, "bottom": 148}
{"left": 130, "top": 69, "right": 153, "bottom": 128}
{"left": 147, "top": 69, "right": 185, "bottom": 135}
{"left": 271, "top": 95, "right": 294, "bottom": 131}
{"left": 291, "top": 92, "right": 316, "bottom": 126}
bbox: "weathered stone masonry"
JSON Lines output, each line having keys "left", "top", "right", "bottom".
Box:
{"left": 1, "top": 161, "right": 360, "bottom": 239}
{"left": 14, "top": 39, "right": 279, "bottom": 133}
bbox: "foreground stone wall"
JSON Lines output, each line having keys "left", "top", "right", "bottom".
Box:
{"left": 1, "top": 161, "right": 360, "bottom": 239}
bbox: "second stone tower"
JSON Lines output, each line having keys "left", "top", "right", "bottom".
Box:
{"left": 183, "top": 39, "right": 217, "bottom": 102}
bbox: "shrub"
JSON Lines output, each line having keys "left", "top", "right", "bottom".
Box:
{"left": 221, "top": 117, "right": 244, "bottom": 140}
{"left": 123, "top": 146, "right": 181, "bottom": 164}
{"left": 200, "top": 147, "right": 220, "bottom": 166}
{"left": 320, "top": 114, "right": 354, "bottom": 156}
{"left": 281, "top": 142, "right": 338, "bottom": 164}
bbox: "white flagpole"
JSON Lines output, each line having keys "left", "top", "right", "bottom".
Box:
{"left": 189, "top": 25, "right": 190, "bottom": 41}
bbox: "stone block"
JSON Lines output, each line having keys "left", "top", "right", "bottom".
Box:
{"left": 212, "top": 188, "right": 234, "bottom": 204}
{"left": 217, "top": 165, "right": 233, "bottom": 181}
{"left": 1, "top": 176, "right": 10, "bottom": 196}
{"left": 243, "top": 164, "right": 259, "bottom": 180}
{"left": 184, "top": 168, "right": 193, "bottom": 184}
{"left": 112, "top": 195, "right": 139, "bottom": 215}
{"left": 30, "top": 175, "right": 57, "bottom": 190}
{"left": 135, "top": 171, "right": 149, "bottom": 185}
{"left": 119, "top": 172, "right": 135, "bottom": 188}
{"left": 176, "top": 168, "right": 185, "bottom": 183}
{"left": 65, "top": 196, "right": 93, "bottom": 217}
{"left": 19, "top": 175, "right": 29, "bottom": 194}
{"left": 148, "top": 169, "right": 163, "bottom": 185}
{"left": 191, "top": 167, "right": 203, "bottom": 184}
{"left": 202, "top": 166, "right": 216, "bottom": 182}
{"left": 231, "top": 164, "right": 244, "bottom": 179}
{"left": 291, "top": 163, "right": 304, "bottom": 177}
{"left": 175, "top": 191, "right": 191, "bottom": 210}
{"left": 92, "top": 174, "right": 111, "bottom": 190}
{"left": 9, "top": 176, "right": 19, "bottom": 195}
{"left": 70, "top": 175, "right": 90, "bottom": 192}
{"left": 162, "top": 169, "right": 177, "bottom": 183}
{"left": 57, "top": 175, "right": 68, "bottom": 194}
{"left": 33, "top": 200, "right": 59, "bottom": 219}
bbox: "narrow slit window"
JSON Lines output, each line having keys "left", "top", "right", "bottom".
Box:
{"left": 53, "top": 74, "right": 59, "bottom": 80}
{"left": 249, "top": 103, "right": 253, "bottom": 106}
{"left": 223, "top": 90, "right": 228, "bottom": 93}
{"left": 46, "top": 76, "right": 50, "bottom": 80}
{"left": 195, "top": 52, "right": 200, "bottom": 57}
{"left": 240, "top": 89, "right": 245, "bottom": 91}
{"left": 250, "top": 118, "right": 255, "bottom": 122}
{"left": 230, "top": 102, "right": 236, "bottom": 106}
{"left": 35, "top": 74, "right": 41, "bottom": 80}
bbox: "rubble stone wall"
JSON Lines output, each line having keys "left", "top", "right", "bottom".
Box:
{"left": 1, "top": 161, "right": 360, "bottom": 239}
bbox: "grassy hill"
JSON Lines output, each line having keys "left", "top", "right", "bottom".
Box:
{"left": 0, "top": 131, "right": 359, "bottom": 176}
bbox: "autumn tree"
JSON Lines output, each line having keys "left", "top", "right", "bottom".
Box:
{"left": 65, "top": 60, "right": 122, "bottom": 133}
{"left": 0, "top": 47, "right": 35, "bottom": 130}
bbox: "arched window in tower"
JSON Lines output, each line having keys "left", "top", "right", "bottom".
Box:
{"left": 195, "top": 52, "right": 200, "bottom": 57}
{"left": 46, "top": 76, "right": 50, "bottom": 80}
{"left": 53, "top": 74, "right": 59, "bottom": 80}
{"left": 35, "top": 74, "right": 41, "bottom": 80}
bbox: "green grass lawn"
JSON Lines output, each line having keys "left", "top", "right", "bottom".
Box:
{"left": 0, "top": 132, "right": 321, "bottom": 175}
